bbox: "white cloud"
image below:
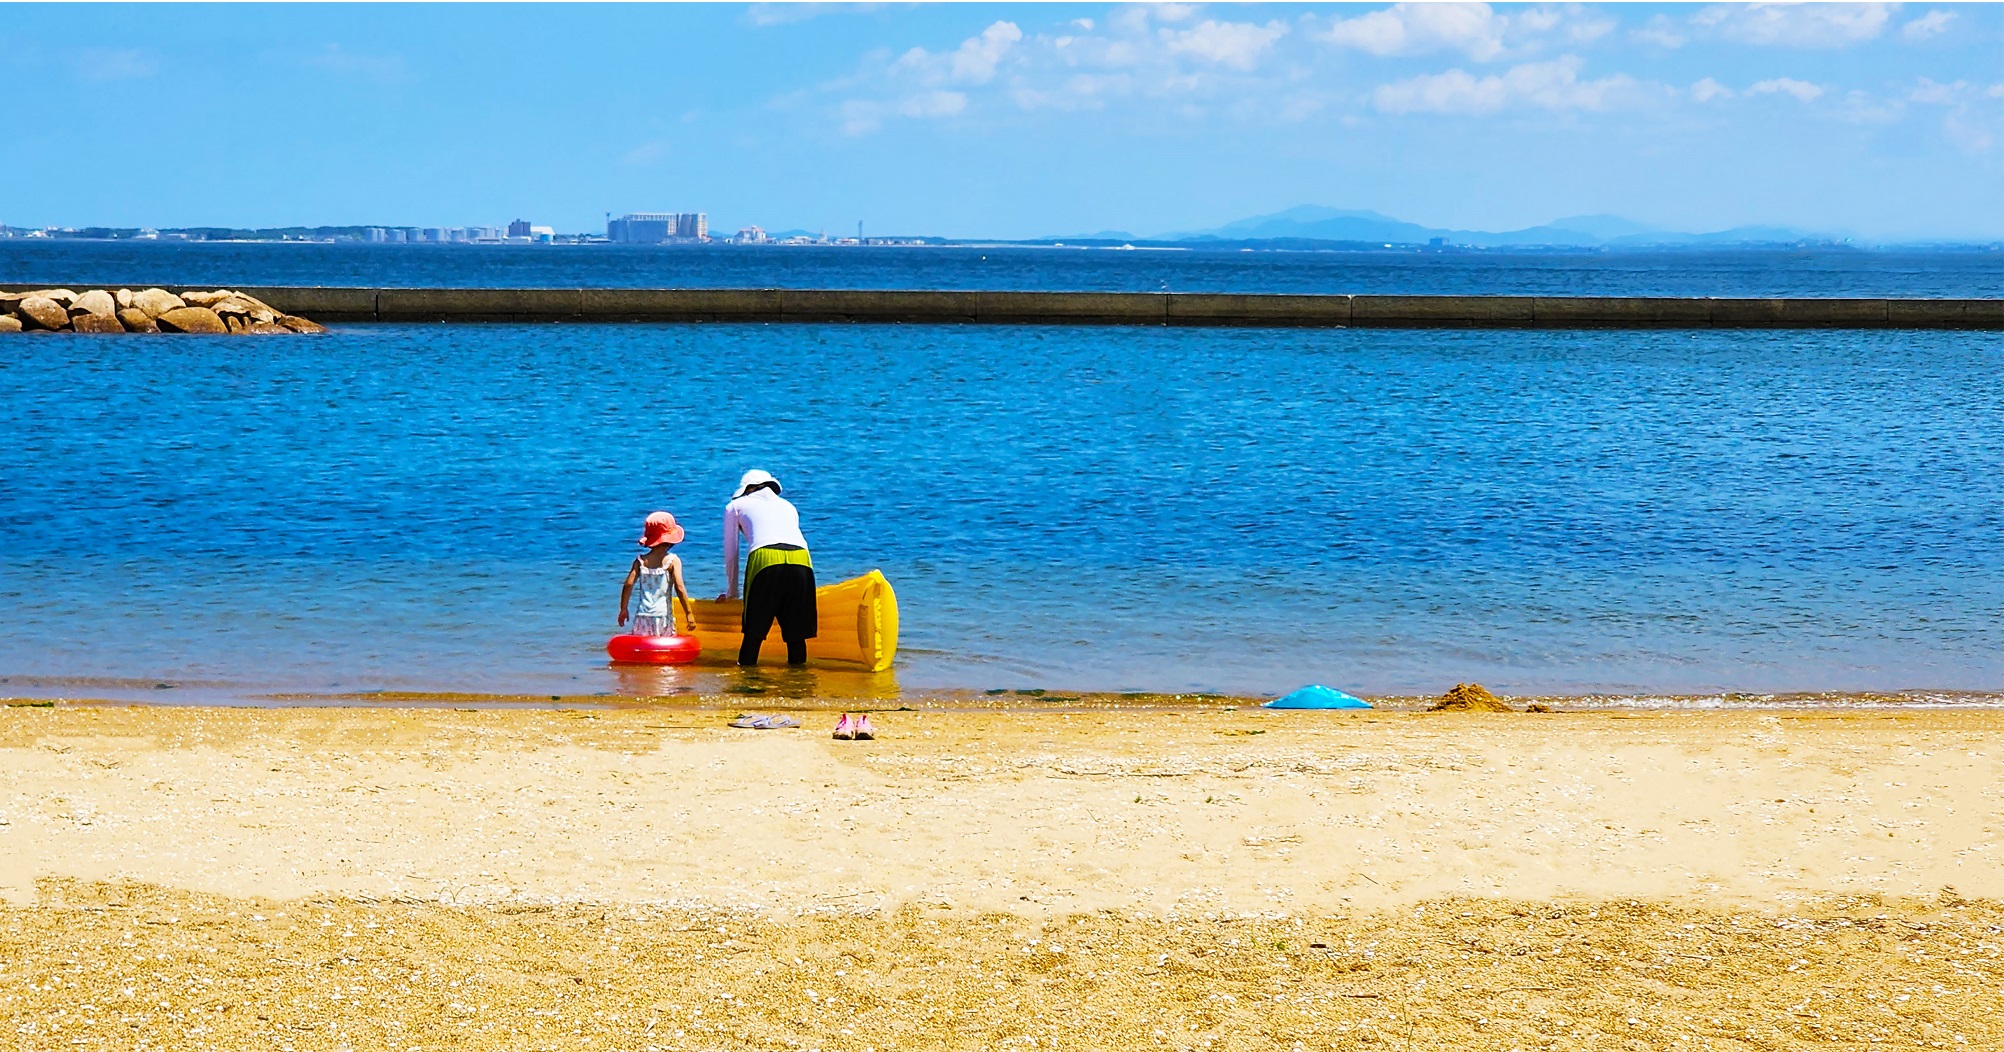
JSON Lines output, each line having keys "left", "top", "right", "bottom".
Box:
{"left": 1748, "top": 77, "right": 1824, "bottom": 102}
{"left": 1529, "top": 6, "right": 1616, "bottom": 46}
{"left": 1318, "top": 2, "right": 1611, "bottom": 62}
{"left": 622, "top": 140, "right": 671, "bottom": 165}
{"left": 827, "top": 4, "right": 1646, "bottom": 133}
{"left": 893, "top": 21, "right": 1022, "bottom": 85}
{"left": 1011, "top": 72, "right": 1138, "bottom": 112}
{"left": 299, "top": 44, "right": 406, "bottom": 84}
{"left": 1111, "top": 3, "right": 1199, "bottom": 35}
{"left": 1903, "top": 78, "right": 2004, "bottom": 152}
{"left": 746, "top": 3, "right": 892, "bottom": 28}
{"left": 1691, "top": 77, "right": 1734, "bottom": 102}
{"left": 74, "top": 48, "right": 156, "bottom": 82}
{"left": 950, "top": 21, "right": 1022, "bottom": 82}
{"left": 1159, "top": 19, "right": 1289, "bottom": 71}
{"left": 853, "top": 7, "right": 1308, "bottom": 120}
{"left": 1371, "top": 56, "right": 1640, "bottom": 115}
{"left": 839, "top": 99, "right": 886, "bottom": 135}
{"left": 1900, "top": 10, "right": 1956, "bottom": 42}
{"left": 1321, "top": 2, "right": 1509, "bottom": 61}
{"left": 898, "top": 90, "right": 967, "bottom": 118}
{"left": 1631, "top": 15, "right": 1687, "bottom": 48}
{"left": 1692, "top": 3, "right": 1894, "bottom": 48}
{"left": 839, "top": 87, "right": 968, "bottom": 134}
{"left": 1909, "top": 77, "right": 1965, "bottom": 105}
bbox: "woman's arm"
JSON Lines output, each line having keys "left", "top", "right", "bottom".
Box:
{"left": 668, "top": 555, "right": 694, "bottom": 630}
{"left": 617, "top": 561, "right": 639, "bottom": 626}
{"left": 722, "top": 504, "right": 743, "bottom": 600}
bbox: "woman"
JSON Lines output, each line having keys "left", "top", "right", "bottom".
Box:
{"left": 722, "top": 469, "right": 816, "bottom": 666}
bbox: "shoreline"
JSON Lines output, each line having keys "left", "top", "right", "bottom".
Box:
{"left": 11, "top": 685, "right": 2004, "bottom": 711}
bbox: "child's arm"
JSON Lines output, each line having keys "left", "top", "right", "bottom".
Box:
{"left": 669, "top": 555, "right": 695, "bottom": 631}
{"left": 617, "top": 560, "right": 640, "bottom": 627}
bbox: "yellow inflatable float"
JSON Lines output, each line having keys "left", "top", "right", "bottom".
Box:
{"left": 684, "top": 570, "right": 900, "bottom": 672}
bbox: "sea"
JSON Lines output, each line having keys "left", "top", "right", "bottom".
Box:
{"left": 3, "top": 241, "right": 2002, "bottom": 703}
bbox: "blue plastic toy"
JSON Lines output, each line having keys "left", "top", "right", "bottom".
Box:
{"left": 1264, "top": 685, "right": 1372, "bottom": 710}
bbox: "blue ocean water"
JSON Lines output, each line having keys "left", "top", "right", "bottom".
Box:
{"left": 3, "top": 320, "right": 2001, "bottom": 699}
{"left": 2, "top": 239, "right": 2002, "bottom": 297}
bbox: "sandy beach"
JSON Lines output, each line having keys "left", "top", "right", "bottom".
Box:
{"left": 4, "top": 701, "right": 2001, "bottom": 1049}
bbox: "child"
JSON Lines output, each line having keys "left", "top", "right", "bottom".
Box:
{"left": 619, "top": 512, "right": 694, "bottom": 636}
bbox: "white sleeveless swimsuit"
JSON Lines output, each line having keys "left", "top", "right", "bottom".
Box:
{"left": 631, "top": 555, "right": 677, "bottom": 636}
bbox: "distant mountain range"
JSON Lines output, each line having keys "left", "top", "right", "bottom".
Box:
{"left": 1054, "top": 206, "right": 1836, "bottom": 248}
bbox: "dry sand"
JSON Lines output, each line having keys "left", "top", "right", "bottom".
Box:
{"left": 3, "top": 702, "right": 2001, "bottom": 1049}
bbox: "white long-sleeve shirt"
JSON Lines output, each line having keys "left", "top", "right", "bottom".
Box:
{"left": 722, "top": 489, "right": 810, "bottom": 598}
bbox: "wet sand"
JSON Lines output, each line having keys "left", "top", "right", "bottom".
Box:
{"left": 3, "top": 702, "right": 2001, "bottom": 1048}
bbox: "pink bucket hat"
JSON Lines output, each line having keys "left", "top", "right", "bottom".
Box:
{"left": 639, "top": 511, "right": 686, "bottom": 547}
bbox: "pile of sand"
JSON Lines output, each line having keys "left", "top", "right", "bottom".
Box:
{"left": 1429, "top": 682, "right": 1514, "bottom": 711}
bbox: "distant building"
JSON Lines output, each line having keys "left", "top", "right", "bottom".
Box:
{"left": 508, "top": 219, "right": 532, "bottom": 238}
{"left": 608, "top": 213, "right": 673, "bottom": 243}
{"left": 365, "top": 228, "right": 388, "bottom": 243}
{"left": 734, "top": 226, "right": 768, "bottom": 243}
{"left": 608, "top": 212, "right": 708, "bottom": 243}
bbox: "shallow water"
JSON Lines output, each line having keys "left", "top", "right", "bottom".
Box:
{"left": 4, "top": 322, "right": 2002, "bottom": 699}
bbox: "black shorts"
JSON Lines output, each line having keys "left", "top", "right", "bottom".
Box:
{"left": 742, "top": 563, "right": 818, "bottom": 642}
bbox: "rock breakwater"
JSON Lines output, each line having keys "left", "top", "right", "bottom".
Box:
{"left": 0, "top": 288, "right": 327, "bottom": 335}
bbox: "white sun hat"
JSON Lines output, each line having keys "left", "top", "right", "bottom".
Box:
{"left": 735, "top": 468, "right": 782, "bottom": 498}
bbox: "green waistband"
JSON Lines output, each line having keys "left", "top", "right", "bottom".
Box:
{"left": 745, "top": 545, "right": 812, "bottom": 592}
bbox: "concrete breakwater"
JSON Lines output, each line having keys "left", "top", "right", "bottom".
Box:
{"left": 5, "top": 286, "right": 2001, "bottom": 328}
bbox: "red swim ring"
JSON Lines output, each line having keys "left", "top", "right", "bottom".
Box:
{"left": 607, "top": 633, "right": 702, "bottom": 665}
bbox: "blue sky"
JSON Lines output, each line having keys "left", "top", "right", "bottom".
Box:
{"left": 0, "top": 2, "right": 1998, "bottom": 240}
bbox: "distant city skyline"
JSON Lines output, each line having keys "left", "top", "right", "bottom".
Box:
{"left": 6, "top": 201, "right": 1991, "bottom": 249}
{"left": 1, "top": 3, "right": 1998, "bottom": 241}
